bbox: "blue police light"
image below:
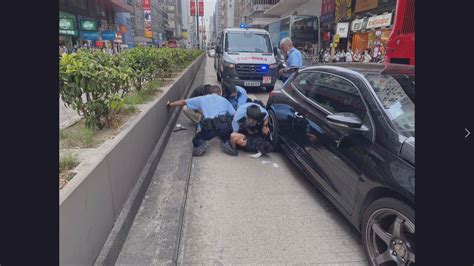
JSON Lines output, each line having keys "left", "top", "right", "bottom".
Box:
{"left": 240, "top": 23, "right": 249, "bottom": 28}
{"left": 261, "top": 65, "right": 267, "bottom": 70}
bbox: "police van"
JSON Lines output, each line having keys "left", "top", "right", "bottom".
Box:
{"left": 214, "top": 26, "right": 279, "bottom": 92}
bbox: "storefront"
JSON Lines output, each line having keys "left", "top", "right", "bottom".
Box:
{"left": 78, "top": 17, "right": 99, "bottom": 48}
{"left": 59, "top": 11, "right": 79, "bottom": 51}
{"left": 350, "top": 12, "right": 393, "bottom": 58}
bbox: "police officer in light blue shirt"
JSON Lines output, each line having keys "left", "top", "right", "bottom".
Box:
{"left": 278, "top": 37, "right": 303, "bottom": 82}
{"left": 230, "top": 103, "right": 273, "bottom": 156}
{"left": 167, "top": 85, "right": 238, "bottom": 156}
{"left": 224, "top": 85, "right": 250, "bottom": 110}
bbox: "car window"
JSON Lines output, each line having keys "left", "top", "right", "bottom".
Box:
{"left": 364, "top": 73, "right": 415, "bottom": 137}
{"left": 292, "top": 71, "right": 367, "bottom": 119}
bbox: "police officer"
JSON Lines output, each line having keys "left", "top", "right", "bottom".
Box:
{"left": 229, "top": 102, "right": 272, "bottom": 157}
{"left": 223, "top": 84, "right": 250, "bottom": 110}
{"left": 182, "top": 84, "right": 217, "bottom": 124}
{"left": 167, "top": 85, "right": 237, "bottom": 156}
{"left": 278, "top": 37, "right": 303, "bottom": 81}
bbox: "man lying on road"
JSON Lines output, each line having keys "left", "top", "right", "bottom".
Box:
{"left": 230, "top": 102, "right": 273, "bottom": 157}
{"left": 167, "top": 85, "right": 238, "bottom": 156}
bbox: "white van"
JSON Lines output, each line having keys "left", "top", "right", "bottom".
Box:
{"left": 214, "top": 27, "right": 278, "bottom": 92}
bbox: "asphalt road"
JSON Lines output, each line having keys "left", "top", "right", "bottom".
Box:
{"left": 176, "top": 56, "right": 367, "bottom": 264}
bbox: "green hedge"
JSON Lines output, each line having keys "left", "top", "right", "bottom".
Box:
{"left": 59, "top": 47, "right": 202, "bottom": 129}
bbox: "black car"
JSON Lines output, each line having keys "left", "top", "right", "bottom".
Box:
{"left": 267, "top": 63, "right": 415, "bottom": 265}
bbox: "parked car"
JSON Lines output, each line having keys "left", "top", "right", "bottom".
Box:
{"left": 267, "top": 63, "right": 415, "bottom": 265}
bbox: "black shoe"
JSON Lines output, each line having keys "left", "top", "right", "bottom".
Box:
{"left": 193, "top": 142, "right": 209, "bottom": 156}
{"left": 221, "top": 142, "right": 238, "bottom": 156}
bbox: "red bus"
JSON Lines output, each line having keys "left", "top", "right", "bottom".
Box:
{"left": 385, "top": 0, "right": 415, "bottom": 65}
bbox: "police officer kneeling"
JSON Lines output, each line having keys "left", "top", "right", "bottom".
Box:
{"left": 230, "top": 103, "right": 273, "bottom": 156}
{"left": 167, "top": 85, "right": 238, "bottom": 156}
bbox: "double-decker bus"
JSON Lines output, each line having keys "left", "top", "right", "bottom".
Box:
{"left": 385, "top": 0, "right": 415, "bottom": 65}
{"left": 263, "top": 15, "right": 320, "bottom": 56}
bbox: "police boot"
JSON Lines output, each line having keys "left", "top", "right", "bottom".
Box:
{"left": 221, "top": 141, "right": 238, "bottom": 156}
{"left": 193, "top": 141, "right": 209, "bottom": 156}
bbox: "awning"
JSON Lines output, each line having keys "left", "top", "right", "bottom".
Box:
{"left": 264, "top": 0, "right": 309, "bottom": 16}
{"left": 249, "top": 17, "right": 280, "bottom": 26}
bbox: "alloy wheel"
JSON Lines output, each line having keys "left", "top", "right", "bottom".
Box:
{"left": 366, "top": 208, "right": 415, "bottom": 265}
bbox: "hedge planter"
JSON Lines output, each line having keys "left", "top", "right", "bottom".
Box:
{"left": 59, "top": 54, "right": 205, "bottom": 265}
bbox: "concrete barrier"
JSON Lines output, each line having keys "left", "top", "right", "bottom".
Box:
{"left": 59, "top": 54, "right": 205, "bottom": 265}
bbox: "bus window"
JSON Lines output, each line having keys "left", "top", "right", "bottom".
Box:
{"left": 291, "top": 16, "right": 318, "bottom": 53}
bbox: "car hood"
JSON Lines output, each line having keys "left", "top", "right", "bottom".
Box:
{"left": 400, "top": 137, "right": 415, "bottom": 165}
{"left": 223, "top": 52, "right": 276, "bottom": 64}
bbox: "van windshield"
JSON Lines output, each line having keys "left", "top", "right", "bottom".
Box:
{"left": 225, "top": 32, "right": 272, "bottom": 53}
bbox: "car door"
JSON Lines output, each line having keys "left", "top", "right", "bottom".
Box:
{"left": 289, "top": 70, "right": 374, "bottom": 214}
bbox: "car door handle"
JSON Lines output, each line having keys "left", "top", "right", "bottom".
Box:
{"left": 294, "top": 111, "right": 304, "bottom": 118}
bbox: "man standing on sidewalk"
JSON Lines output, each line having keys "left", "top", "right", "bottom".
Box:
{"left": 167, "top": 85, "right": 237, "bottom": 156}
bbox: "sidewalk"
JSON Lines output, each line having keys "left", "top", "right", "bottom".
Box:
{"left": 60, "top": 97, "right": 82, "bottom": 130}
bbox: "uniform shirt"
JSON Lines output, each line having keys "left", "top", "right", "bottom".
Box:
{"left": 185, "top": 94, "right": 236, "bottom": 119}
{"left": 286, "top": 47, "right": 303, "bottom": 68}
{"left": 226, "top": 86, "right": 248, "bottom": 110}
{"left": 232, "top": 102, "right": 269, "bottom": 132}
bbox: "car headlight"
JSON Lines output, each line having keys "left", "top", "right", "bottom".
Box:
{"left": 269, "top": 63, "right": 278, "bottom": 69}
{"left": 223, "top": 60, "right": 235, "bottom": 68}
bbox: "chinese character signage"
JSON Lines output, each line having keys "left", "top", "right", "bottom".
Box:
{"left": 320, "top": 0, "right": 335, "bottom": 23}
{"left": 199, "top": 0, "right": 204, "bottom": 17}
{"left": 335, "top": 0, "right": 352, "bottom": 22}
{"left": 190, "top": 0, "right": 196, "bottom": 16}
{"left": 143, "top": 0, "right": 152, "bottom": 38}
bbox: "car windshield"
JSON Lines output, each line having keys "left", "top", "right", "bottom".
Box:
{"left": 225, "top": 32, "right": 272, "bottom": 53}
{"left": 365, "top": 73, "right": 415, "bottom": 138}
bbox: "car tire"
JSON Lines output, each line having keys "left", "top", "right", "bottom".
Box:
{"left": 361, "top": 197, "right": 415, "bottom": 266}
{"left": 268, "top": 110, "right": 281, "bottom": 152}
{"left": 266, "top": 86, "right": 274, "bottom": 92}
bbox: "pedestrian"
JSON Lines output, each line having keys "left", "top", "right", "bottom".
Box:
{"left": 108, "top": 46, "right": 113, "bottom": 55}
{"left": 345, "top": 49, "right": 353, "bottom": 62}
{"left": 167, "top": 85, "right": 237, "bottom": 156}
{"left": 223, "top": 84, "right": 250, "bottom": 110}
{"left": 324, "top": 49, "right": 330, "bottom": 63}
{"left": 354, "top": 49, "right": 361, "bottom": 62}
{"left": 278, "top": 37, "right": 303, "bottom": 81}
{"left": 363, "top": 50, "right": 372, "bottom": 63}
{"left": 230, "top": 102, "right": 272, "bottom": 158}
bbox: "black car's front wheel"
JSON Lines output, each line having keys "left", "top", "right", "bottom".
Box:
{"left": 362, "top": 198, "right": 415, "bottom": 266}
{"left": 268, "top": 110, "right": 281, "bottom": 151}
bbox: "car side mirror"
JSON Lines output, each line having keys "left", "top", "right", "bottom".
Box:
{"left": 326, "top": 113, "right": 369, "bottom": 134}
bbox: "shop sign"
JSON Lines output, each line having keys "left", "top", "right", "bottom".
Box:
{"left": 82, "top": 31, "right": 99, "bottom": 40}
{"left": 355, "top": 0, "right": 378, "bottom": 13}
{"left": 102, "top": 31, "right": 116, "bottom": 40}
{"left": 335, "top": 0, "right": 352, "bottom": 22}
{"left": 60, "top": 18, "right": 75, "bottom": 30}
{"left": 143, "top": 0, "right": 152, "bottom": 38}
{"left": 320, "top": 0, "right": 335, "bottom": 23}
{"left": 96, "top": 41, "right": 104, "bottom": 47}
{"left": 80, "top": 20, "right": 97, "bottom": 31}
{"left": 351, "top": 18, "right": 365, "bottom": 31}
{"left": 334, "top": 34, "right": 340, "bottom": 43}
{"left": 366, "top": 13, "right": 392, "bottom": 29}
{"left": 336, "top": 22, "right": 349, "bottom": 38}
